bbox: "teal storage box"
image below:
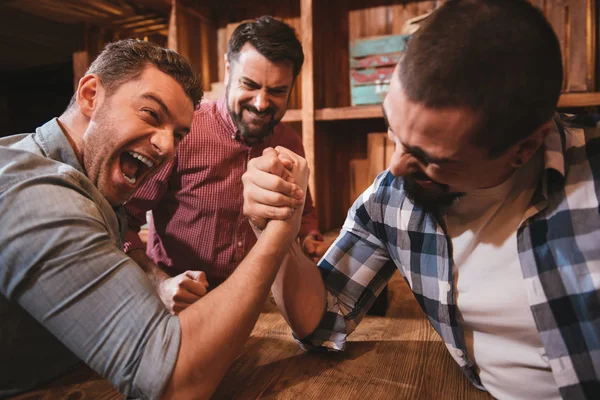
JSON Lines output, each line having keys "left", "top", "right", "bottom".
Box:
{"left": 349, "top": 34, "right": 411, "bottom": 106}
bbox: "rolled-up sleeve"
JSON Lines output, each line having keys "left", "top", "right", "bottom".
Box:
{"left": 296, "top": 177, "right": 397, "bottom": 351}
{"left": 0, "top": 172, "right": 180, "bottom": 399}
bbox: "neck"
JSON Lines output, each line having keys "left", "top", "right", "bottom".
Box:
{"left": 57, "top": 108, "right": 88, "bottom": 168}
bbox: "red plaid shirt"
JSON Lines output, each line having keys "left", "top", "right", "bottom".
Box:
{"left": 124, "top": 98, "right": 320, "bottom": 285}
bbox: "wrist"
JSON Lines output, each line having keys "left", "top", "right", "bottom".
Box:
{"left": 248, "top": 218, "right": 264, "bottom": 236}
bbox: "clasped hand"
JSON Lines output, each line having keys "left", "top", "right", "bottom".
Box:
{"left": 158, "top": 270, "right": 209, "bottom": 315}
{"left": 242, "top": 146, "right": 309, "bottom": 233}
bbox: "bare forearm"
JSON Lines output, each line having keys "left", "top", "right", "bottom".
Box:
{"left": 162, "top": 220, "right": 296, "bottom": 399}
{"left": 272, "top": 240, "right": 326, "bottom": 339}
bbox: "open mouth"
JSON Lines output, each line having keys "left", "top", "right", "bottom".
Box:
{"left": 119, "top": 150, "right": 154, "bottom": 185}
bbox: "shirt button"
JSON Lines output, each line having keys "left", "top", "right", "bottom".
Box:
{"left": 455, "top": 349, "right": 464, "bottom": 357}
{"left": 237, "top": 241, "right": 243, "bottom": 247}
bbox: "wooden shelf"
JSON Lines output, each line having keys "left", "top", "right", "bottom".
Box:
{"left": 557, "top": 92, "right": 600, "bottom": 107}
{"left": 281, "top": 108, "right": 302, "bottom": 122}
{"left": 315, "top": 105, "right": 381, "bottom": 121}
{"left": 309, "top": 92, "right": 600, "bottom": 123}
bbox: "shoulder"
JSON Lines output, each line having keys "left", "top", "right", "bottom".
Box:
{"left": 194, "top": 99, "right": 218, "bottom": 117}
{"left": 0, "top": 144, "right": 88, "bottom": 194}
{"left": 347, "top": 170, "right": 405, "bottom": 227}
{"left": 0, "top": 159, "right": 117, "bottom": 297}
{"left": 561, "top": 125, "right": 600, "bottom": 185}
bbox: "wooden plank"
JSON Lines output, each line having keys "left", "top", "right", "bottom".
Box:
{"left": 73, "top": 50, "right": 90, "bottom": 92}
{"left": 301, "top": 0, "right": 316, "bottom": 209}
{"left": 351, "top": 83, "right": 389, "bottom": 106}
{"left": 558, "top": 92, "right": 600, "bottom": 107}
{"left": 588, "top": 0, "right": 597, "bottom": 90}
{"left": 367, "top": 132, "right": 394, "bottom": 183}
{"left": 315, "top": 90, "right": 600, "bottom": 122}
{"left": 349, "top": 34, "right": 410, "bottom": 58}
{"left": 316, "top": 105, "right": 382, "bottom": 120}
{"left": 120, "top": 17, "right": 165, "bottom": 29}
{"left": 167, "top": 1, "right": 178, "bottom": 52}
{"left": 565, "top": 0, "right": 589, "bottom": 91}
{"left": 349, "top": 158, "right": 370, "bottom": 204}
{"left": 385, "top": 135, "right": 396, "bottom": 168}
{"left": 351, "top": 66, "right": 395, "bottom": 86}
{"left": 281, "top": 109, "right": 302, "bottom": 122}
{"left": 10, "top": 363, "right": 122, "bottom": 400}
{"left": 213, "top": 274, "right": 493, "bottom": 399}
{"left": 362, "top": 5, "right": 390, "bottom": 38}
{"left": 367, "top": 132, "right": 386, "bottom": 183}
{"left": 0, "top": 7, "right": 83, "bottom": 51}
{"left": 350, "top": 52, "right": 402, "bottom": 69}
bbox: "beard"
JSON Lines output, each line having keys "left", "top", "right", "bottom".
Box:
{"left": 81, "top": 102, "right": 124, "bottom": 205}
{"left": 403, "top": 172, "right": 463, "bottom": 215}
{"left": 226, "top": 82, "right": 280, "bottom": 142}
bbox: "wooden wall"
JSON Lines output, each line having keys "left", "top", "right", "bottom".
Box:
{"left": 313, "top": 0, "right": 448, "bottom": 110}
{"left": 531, "top": 0, "right": 595, "bottom": 92}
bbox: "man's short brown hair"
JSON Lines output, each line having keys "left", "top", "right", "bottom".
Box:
{"left": 69, "top": 39, "right": 203, "bottom": 109}
{"left": 399, "top": 0, "right": 563, "bottom": 157}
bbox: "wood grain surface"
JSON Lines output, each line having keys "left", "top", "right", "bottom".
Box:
{"left": 11, "top": 274, "right": 492, "bottom": 400}
{"left": 212, "top": 273, "right": 492, "bottom": 400}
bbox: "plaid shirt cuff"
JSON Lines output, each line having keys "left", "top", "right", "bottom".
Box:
{"left": 294, "top": 291, "right": 348, "bottom": 352}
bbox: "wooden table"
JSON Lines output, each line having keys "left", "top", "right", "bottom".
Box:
{"left": 12, "top": 273, "right": 491, "bottom": 400}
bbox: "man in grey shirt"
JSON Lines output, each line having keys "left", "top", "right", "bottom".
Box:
{"left": 0, "top": 39, "right": 309, "bottom": 399}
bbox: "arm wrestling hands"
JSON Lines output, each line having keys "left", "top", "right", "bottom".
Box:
{"left": 243, "top": 146, "right": 329, "bottom": 261}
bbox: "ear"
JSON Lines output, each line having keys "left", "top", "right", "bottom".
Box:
{"left": 224, "top": 54, "right": 231, "bottom": 86}
{"left": 510, "top": 120, "right": 552, "bottom": 168}
{"left": 76, "top": 74, "right": 102, "bottom": 119}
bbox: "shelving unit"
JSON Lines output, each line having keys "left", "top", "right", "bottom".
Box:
{"left": 306, "top": 91, "right": 600, "bottom": 122}
{"left": 171, "top": 0, "right": 599, "bottom": 232}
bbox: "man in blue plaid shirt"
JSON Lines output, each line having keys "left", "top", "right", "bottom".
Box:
{"left": 242, "top": 0, "right": 599, "bottom": 398}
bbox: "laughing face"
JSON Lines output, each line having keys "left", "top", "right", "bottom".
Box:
{"left": 81, "top": 66, "right": 194, "bottom": 205}
{"left": 382, "top": 68, "right": 521, "bottom": 213}
{"left": 225, "top": 43, "right": 294, "bottom": 141}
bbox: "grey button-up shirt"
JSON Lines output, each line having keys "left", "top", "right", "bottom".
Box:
{"left": 0, "top": 119, "right": 181, "bottom": 399}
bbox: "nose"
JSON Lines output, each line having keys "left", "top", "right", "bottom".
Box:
{"left": 389, "top": 147, "right": 420, "bottom": 177}
{"left": 254, "top": 90, "right": 269, "bottom": 112}
{"left": 150, "top": 129, "right": 176, "bottom": 159}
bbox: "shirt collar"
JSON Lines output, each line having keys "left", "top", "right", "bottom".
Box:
{"left": 216, "top": 96, "right": 237, "bottom": 136}
{"left": 539, "top": 116, "right": 569, "bottom": 198}
{"left": 34, "top": 118, "right": 85, "bottom": 175}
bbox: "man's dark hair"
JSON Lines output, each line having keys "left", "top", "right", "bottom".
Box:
{"left": 227, "top": 16, "right": 304, "bottom": 78}
{"left": 68, "top": 39, "right": 203, "bottom": 109}
{"left": 399, "top": 0, "right": 563, "bottom": 157}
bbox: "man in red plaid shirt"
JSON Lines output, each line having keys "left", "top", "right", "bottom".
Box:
{"left": 124, "top": 16, "right": 328, "bottom": 314}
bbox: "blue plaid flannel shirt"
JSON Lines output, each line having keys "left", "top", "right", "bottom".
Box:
{"left": 299, "top": 121, "right": 600, "bottom": 399}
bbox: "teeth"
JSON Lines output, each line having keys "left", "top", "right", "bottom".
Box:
{"left": 122, "top": 173, "right": 136, "bottom": 185}
{"left": 128, "top": 151, "right": 154, "bottom": 168}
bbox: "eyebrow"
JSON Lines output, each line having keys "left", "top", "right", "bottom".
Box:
{"left": 241, "top": 76, "right": 289, "bottom": 92}
{"left": 381, "top": 104, "right": 453, "bottom": 165}
{"left": 141, "top": 93, "right": 190, "bottom": 135}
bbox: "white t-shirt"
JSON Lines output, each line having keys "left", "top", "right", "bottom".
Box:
{"left": 445, "top": 153, "right": 561, "bottom": 399}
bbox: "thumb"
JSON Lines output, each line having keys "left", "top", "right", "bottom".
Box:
{"left": 304, "top": 241, "right": 317, "bottom": 255}
{"left": 185, "top": 270, "right": 209, "bottom": 287}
